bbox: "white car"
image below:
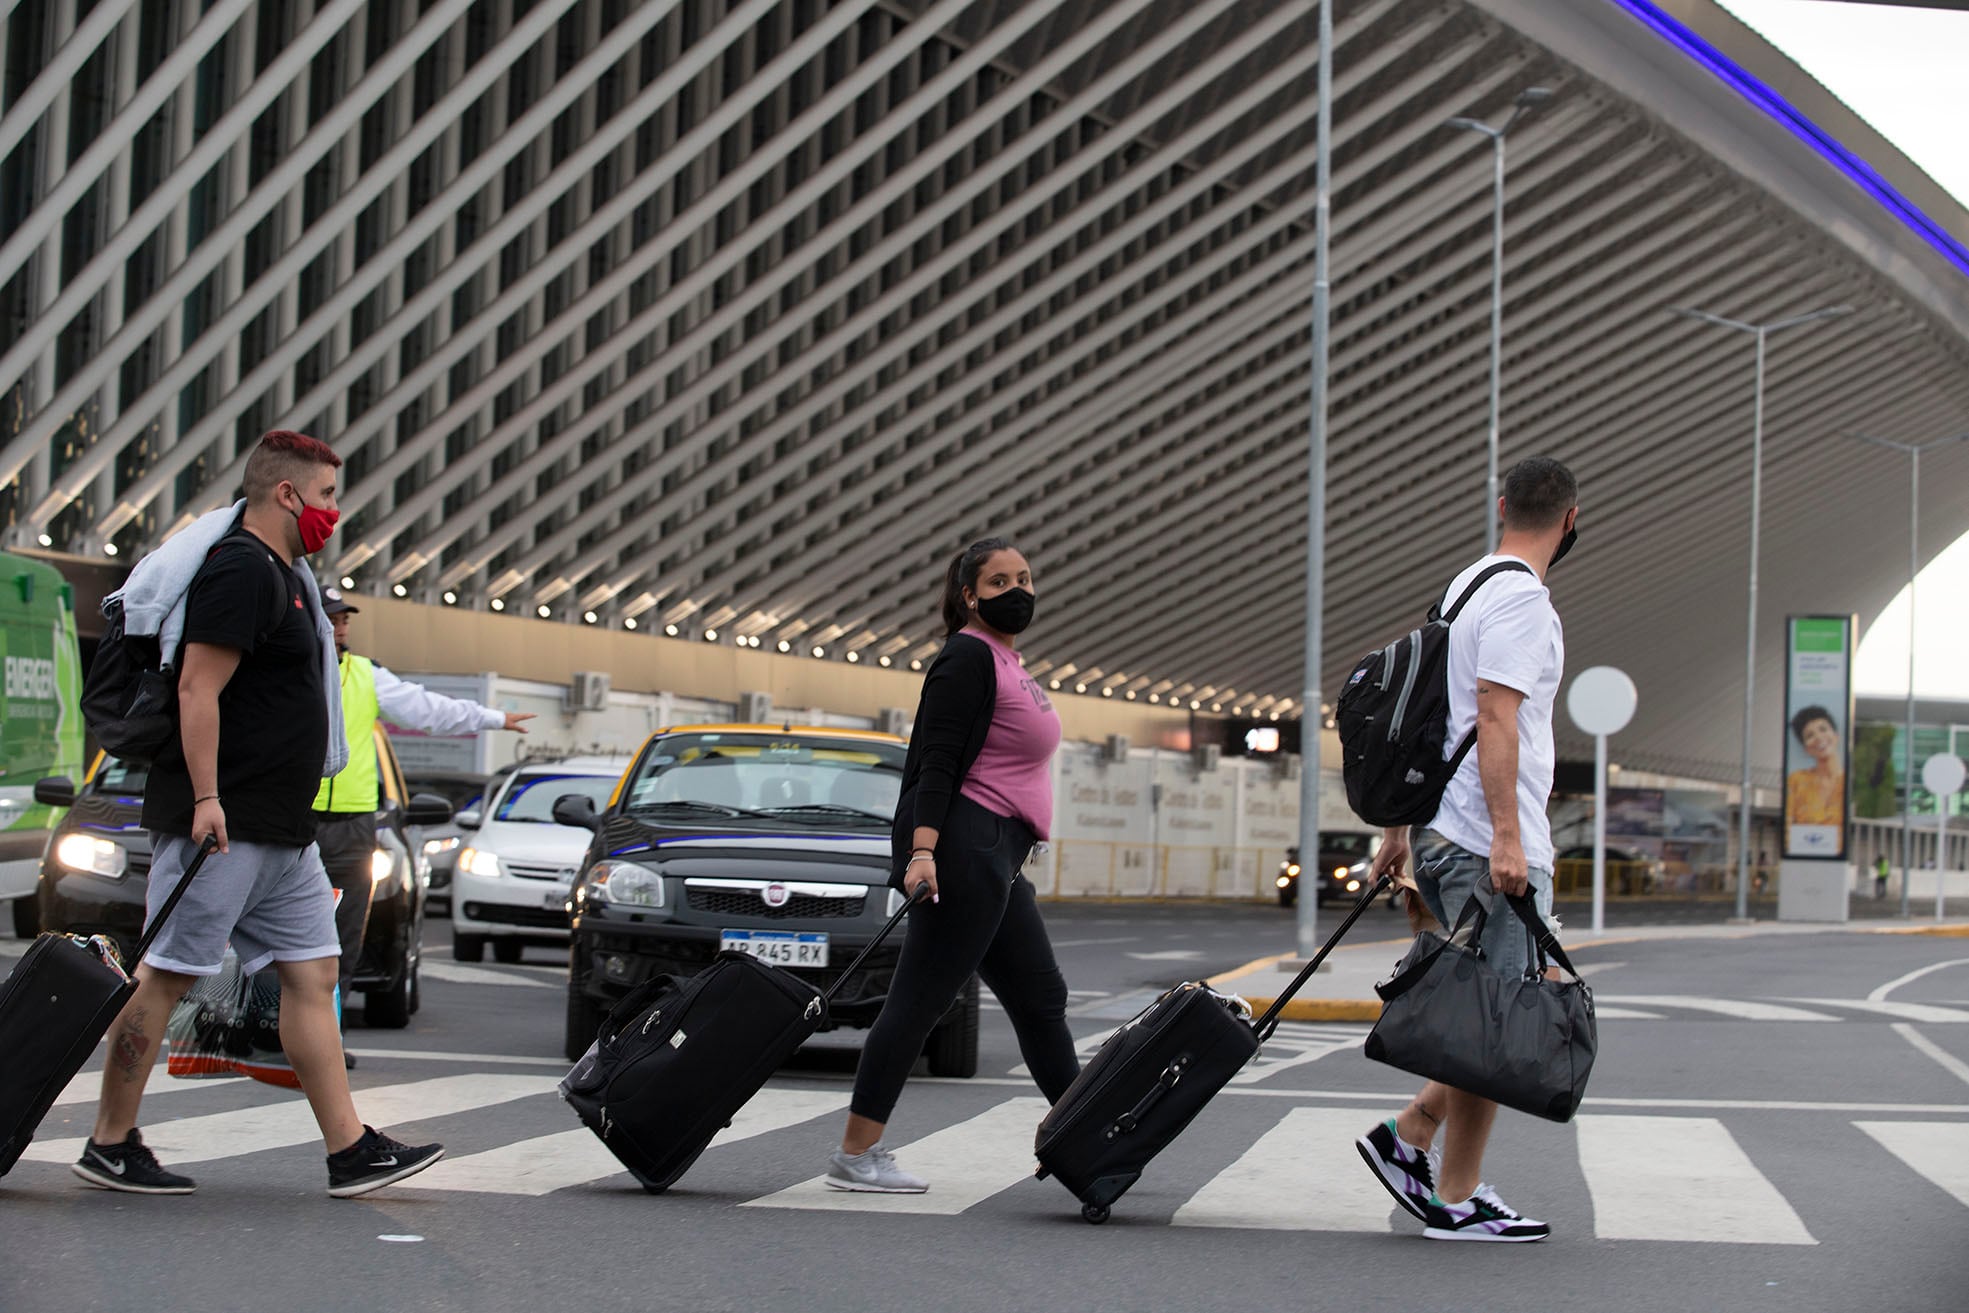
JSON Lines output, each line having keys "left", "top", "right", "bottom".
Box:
{"left": 451, "top": 756, "right": 632, "bottom": 964}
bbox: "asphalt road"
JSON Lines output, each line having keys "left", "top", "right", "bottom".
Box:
{"left": 2, "top": 901, "right": 1966, "bottom": 1313}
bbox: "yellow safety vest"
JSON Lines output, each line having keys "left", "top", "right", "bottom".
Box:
{"left": 313, "top": 653, "right": 381, "bottom": 813}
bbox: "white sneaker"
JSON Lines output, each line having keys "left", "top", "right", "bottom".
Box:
{"left": 1422, "top": 1183, "right": 1550, "bottom": 1242}
{"left": 825, "top": 1143, "right": 929, "bottom": 1193}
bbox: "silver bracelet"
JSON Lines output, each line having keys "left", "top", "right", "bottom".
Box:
{"left": 906, "top": 853, "right": 934, "bottom": 866}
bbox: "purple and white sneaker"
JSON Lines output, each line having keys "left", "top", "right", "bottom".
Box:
{"left": 1355, "top": 1118, "right": 1437, "bottom": 1221}
{"left": 1422, "top": 1184, "right": 1550, "bottom": 1242}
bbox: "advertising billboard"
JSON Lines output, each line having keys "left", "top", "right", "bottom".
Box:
{"left": 1782, "top": 615, "right": 1854, "bottom": 860}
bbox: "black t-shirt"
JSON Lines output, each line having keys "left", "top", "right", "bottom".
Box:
{"left": 143, "top": 531, "right": 328, "bottom": 846}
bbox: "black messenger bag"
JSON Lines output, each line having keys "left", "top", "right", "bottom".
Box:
{"left": 1363, "top": 889, "right": 1596, "bottom": 1123}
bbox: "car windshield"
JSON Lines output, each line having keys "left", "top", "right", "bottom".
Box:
{"left": 1324, "top": 833, "right": 1373, "bottom": 860}
{"left": 495, "top": 772, "right": 620, "bottom": 823}
{"left": 90, "top": 757, "right": 149, "bottom": 795}
{"left": 622, "top": 732, "right": 904, "bottom": 828}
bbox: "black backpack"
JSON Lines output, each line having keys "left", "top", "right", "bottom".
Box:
{"left": 80, "top": 534, "right": 285, "bottom": 765}
{"left": 1336, "top": 561, "right": 1533, "bottom": 828}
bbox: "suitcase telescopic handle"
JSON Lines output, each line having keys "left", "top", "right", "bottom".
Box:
{"left": 1251, "top": 873, "right": 1392, "bottom": 1043}
{"left": 822, "top": 885, "right": 928, "bottom": 1005}
{"left": 130, "top": 834, "right": 222, "bottom": 967}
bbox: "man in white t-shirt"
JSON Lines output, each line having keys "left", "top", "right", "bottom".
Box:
{"left": 1355, "top": 456, "right": 1578, "bottom": 1244}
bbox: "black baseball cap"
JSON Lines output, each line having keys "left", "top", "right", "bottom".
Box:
{"left": 322, "top": 587, "right": 360, "bottom": 616}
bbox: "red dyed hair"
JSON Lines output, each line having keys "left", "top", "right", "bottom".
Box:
{"left": 243, "top": 429, "right": 342, "bottom": 505}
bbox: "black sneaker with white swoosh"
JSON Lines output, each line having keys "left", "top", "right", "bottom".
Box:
{"left": 325, "top": 1126, "right": 444, "bottom": 1198}
{"left": 71, "top": 1128, "right": 196, "bottom": 1195}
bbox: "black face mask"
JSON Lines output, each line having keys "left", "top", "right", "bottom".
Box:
{"left": 974, "top": 587, "right": 1036, "bottom": 635}
{"left": 1549, "top": 518, "right": 1578, "bottom": 569}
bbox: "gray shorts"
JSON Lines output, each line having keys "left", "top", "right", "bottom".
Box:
{"left": 142, "top": 834, "right": 341, "bottom": 977}
{"left": 1412, "top": 829, "right": 1555, "bottom": 982}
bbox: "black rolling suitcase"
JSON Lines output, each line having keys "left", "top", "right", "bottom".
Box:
{"left": 1034, "top": 875, "right": 1390, "bottom": 1223}
{"left": 1, "top": 836, "right": 219, "bottom": 1177}
{"left": 560, "top": 889, "right": 923, "bottom": 1193}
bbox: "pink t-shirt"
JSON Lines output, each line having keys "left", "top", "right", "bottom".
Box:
{"left": 958, "top": 629, "right": 1062, "bottom": 839}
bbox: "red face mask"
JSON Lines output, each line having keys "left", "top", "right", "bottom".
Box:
{"left": 287, "top": 488, "right": 340, "bottom": 554}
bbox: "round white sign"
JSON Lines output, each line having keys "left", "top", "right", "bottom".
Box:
{"left": 1567, "top": 666, "right": 1638, "bottom": 737}
{"left": 1921, "top": 754, "right": 1966, "bottom": 798}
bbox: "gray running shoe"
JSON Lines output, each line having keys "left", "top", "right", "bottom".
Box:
{"left": 825, "top": 1143, "right": 928, "bottom": 1193}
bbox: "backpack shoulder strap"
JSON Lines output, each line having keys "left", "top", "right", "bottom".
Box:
{"left": 1436, "top": 560, "right": 1534, "bottom": 624}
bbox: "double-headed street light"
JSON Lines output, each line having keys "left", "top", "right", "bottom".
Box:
{"left": 1449, "top": 85, "right": 1553, "bottom": 553}
{"left": 1845, "top": 430, "right": 1969, "bottom": 918}
{"left": 1674, "top": 304, "right": 1853, "bottom": 920}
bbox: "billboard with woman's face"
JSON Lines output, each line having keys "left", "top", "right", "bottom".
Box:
{"left": 1783, "top": 616, "right": 1854, "bottom": 860}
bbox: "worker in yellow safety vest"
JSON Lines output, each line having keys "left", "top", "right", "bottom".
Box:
{"left": 314, "top": 588, "right": 533, "bottom": 1047}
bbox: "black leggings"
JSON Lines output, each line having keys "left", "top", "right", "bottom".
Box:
{"left": 851, "top": 796, "right": 1080, "bottom": 1123}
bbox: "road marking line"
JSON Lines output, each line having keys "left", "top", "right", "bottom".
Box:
{"left": 1600, "top": 995, "right": 1840, "bottom": 1022}
{"left": 1893, "top": 1022, "right": 1969, "bottom": 1088}
{"left": 420, "top": 961, "right": 557, "bottom": 989}
{"left": 1172, "top": 1107, "right": 1396, "bottom": 1232}
{"left": 340, "top": 1048, "right": 570, "bottom": 1067}
{"left": 1783, "top": 998, "right": 1969, "bottom": 1023}
{"left": 1869, "top": 958, "right": 1969, "bottom": 1003}
{"left": 23, "top": 1073, "right": 560, "bottom": 1165}
{"left": 1592, "top": 1007, "right": 1666, "bottom": 1020}
{"left": 1575, "top": 1115, "right": 1815, "bottom": 1245}
{"left": 409, "top": 1088, "right": 850, "bottom": 1196}
{"left": 52, "top": 1069, "right": 242, "bottom": 1108}
{"left": 741, "top": 1096, "right": 1048, "bottom": 1215}
{"left": 1855, "top": 1121, "right": 1969, "bottom": 1209}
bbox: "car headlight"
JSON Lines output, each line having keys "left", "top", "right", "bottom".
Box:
{"left": 422, "top": 836, "right": 460, "bottom": 857}
{"left": 1332, "top": 865, "right": 1348, "bottom": 880}
{"left": 371, "top": 848, "right": 396, "bottom": 884}
{"left": 458, "top": 846, "right": 502, "bottom": 878}
{"left": 56, "top": 834, "right": 127, "bottom": 879}
{"left": 585, "top": 860, "right": 664, "bottom": 908}
{"left": 1275, "top": 875, "right": 1291, "bottom": 889}
{"left": 1285, "top": 863, "right": 1300, "bottom": 877}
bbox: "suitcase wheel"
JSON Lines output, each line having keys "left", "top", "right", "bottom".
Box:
{"left": 1080, "top": 1203, "right": 1110, "bottom": 1225}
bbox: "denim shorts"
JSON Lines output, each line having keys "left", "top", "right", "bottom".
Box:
{"left": 141, "top": 834, "right": 341, "bottom": 976}
{"left": 1411, "top": 829, "right": 1555, "bottom": 982}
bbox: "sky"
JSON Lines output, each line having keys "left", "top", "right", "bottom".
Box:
{"left": 1712, "top": 0, "right": 1969, "bottom": 696}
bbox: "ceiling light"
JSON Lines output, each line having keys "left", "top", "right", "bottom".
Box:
{"left": 846, "top": 651, "right": 859, "bottom": 663}
{"left": 910, "top": 659, "right": 922, "bottom": 671}
{"left": 442, "top": 591, "right": 457, "bottom": 605}
{"left": 584, "top": 611, "right": 598, "bottom": 624}
{"left": 704, "top": 628, "right": 719, "bottom": 641}
{"left": 811, "top": 646, "right": 826, "bottom": 659}
{"left": 392, "top": 583, "right": 409, "bottom": 597}
{"left": 537, "top": 605, "right": 551, "bottom": 619}
{"left": 1148, "top": 694, "right": 1160, "bottom": 704}
{"left": 1049, "top": 679, "right": 1061, "bottom": 690}
{"left": 103, "top": 543, "right": 118, "bottom": 556}
{"left": 36, "top": 533, "right": 51, "bottom": 547}
{"left": 1075, "top": 683, "right": 1088, "bottom": 694}
{"left": 1211, "top": 703, "right": 1221, "bottom": 712}
{"left": 1101, "top": 687, "right": 1113, "bottom": 698}
{"left": 878, "top": 655, "right": 892, "bottom": 667}
{"left": 664, "top": 623, "right": 678, "bottom": 636}
{"left": 777, "top": 639, "right": 791, "bottom": 653}
{"left": 1125, "top": 690, "right": 1137, "bottom": 700}
{"left": 625, "top": 617, "right": 638, "bottom": 630}
{"left": 1270, "top": 711, "right": 1281, "bottom": 722}
{"left": 1190, "top": 700, "right": 1201, "bottom": 711}
{"left": 490, "top": 598, "right": 505, "bottom": 611}
{"left": 341, "top": 576, "right": 355, "bottom": 589}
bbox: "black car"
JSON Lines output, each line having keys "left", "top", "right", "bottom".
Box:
{"left": 553, "top": 724, "right": 978, "bottom": 1074}
{"left": 30, "top": 727, "right": 453, "bottom": 1027}
{"left": 1275, "top": 832, "right": 1381, "bottom": 908}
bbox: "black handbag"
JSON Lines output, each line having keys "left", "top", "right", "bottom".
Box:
{"left": 1362, "top": 888, "right": 1596, "bottom": 1123}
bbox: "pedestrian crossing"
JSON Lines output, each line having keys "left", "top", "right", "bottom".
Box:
{"left": 13, "top": 1070, "right": 1966, "bottom": 1242}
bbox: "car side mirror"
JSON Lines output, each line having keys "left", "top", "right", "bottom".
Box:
{"left": 34, "top": 776, "right": 76, "bottom": 808}
{"left": 455, "top": 809, "right": 481, "bottom": 830}
{"left": 552, "top": 794, "right": 600, "bottom": 831}
{"left": 405, "top": 792, "right": 455, "bottom": 827}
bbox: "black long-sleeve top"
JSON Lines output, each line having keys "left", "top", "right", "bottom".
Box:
{"left": 888, "top": 633, "right": 997, "bottom": 887}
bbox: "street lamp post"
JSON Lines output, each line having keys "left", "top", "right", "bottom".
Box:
{"left": 1675, "top": 304, "right": 1852, "bottom": 920}
{"left": 1449, "top": 86, "right": 1552, "bottom": 553}
{"left": 1296, "top": 0, "right": 1334, "bottom": 961}
{"left": 1845, "top": 430, "right": 1969, "bottom": 918}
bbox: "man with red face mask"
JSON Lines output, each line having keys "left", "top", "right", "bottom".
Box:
{"left": 72, "top": 431, "right": 444, "bottom": 1199}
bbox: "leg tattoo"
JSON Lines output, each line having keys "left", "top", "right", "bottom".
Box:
{"left": 112, "top": 1006, "right": 153, "bottom": 1082}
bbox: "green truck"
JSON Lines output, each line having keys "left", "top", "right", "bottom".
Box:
{"left": 1, "top": 551, "right": 86, "bottom": 936}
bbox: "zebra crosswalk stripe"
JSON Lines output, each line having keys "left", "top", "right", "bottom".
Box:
{"left": 1599, "top": 996, "right": 1840, "bottom": 1022}
{"left": 52, "top": 1069, "right": 243, "bottom": 1108}
{"left": 1574, "top": 1115, "right": 1816, "bottom": 1245}
{"left": 1171, "top": 1107, "right": 1396, "bottom": 1232}
{"left": 1854, "top": 1121, "right": 1969, "bottom": 1209}
{"left": 22, "top": 1073, "right": 560, "bottom": 1166}
{"left": 411, "top": 1088, "right": 851, "bottom": 1196}
{"left": 740, "top": 1096, "right": 1049, "bottom": 1215}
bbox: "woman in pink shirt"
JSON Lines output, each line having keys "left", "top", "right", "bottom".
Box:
{"left": 822, "top": 538, "right": 1079, "bottom": 1194}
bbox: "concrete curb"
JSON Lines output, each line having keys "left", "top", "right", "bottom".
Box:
{"left": 1866, "top": 923, "right": 1969, "bottom": 938}
{"left": 1241, "top": 997, "right": 1383, "bottom": 1023}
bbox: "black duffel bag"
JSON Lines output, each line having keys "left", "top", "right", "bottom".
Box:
{"left": 1363, "top": 887, "right": 1596, "bottom": 1123}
